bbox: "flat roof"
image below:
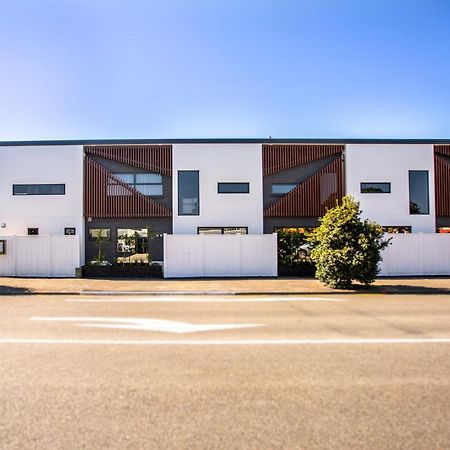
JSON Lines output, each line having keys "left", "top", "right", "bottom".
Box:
{"left": 1, "top": 138, "right": 450, "bottom": 146}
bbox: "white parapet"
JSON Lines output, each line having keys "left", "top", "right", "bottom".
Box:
{"left": 163, "top": 233, "right": 277, "bottom": 278}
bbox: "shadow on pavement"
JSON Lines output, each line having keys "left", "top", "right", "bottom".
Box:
{"left": 353, "top": 284, "right": 450, "bottom": 295}
{"left": 0, "top": 285, "right": 33, "bottom": 295}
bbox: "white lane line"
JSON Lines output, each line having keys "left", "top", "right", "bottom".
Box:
{"left": 65, "top": 296, "right": 345, "bottom": 303}
{"left": 1, "top": 338, "right": 450, "bottom": 345}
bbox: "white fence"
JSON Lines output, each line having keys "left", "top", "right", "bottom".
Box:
{"left": 0, "top": 235, "right": 80, "bottom": 277}
{"left": 164, "top": 234, "right": 277, "bottom": 278}
{"left": 379, "top": 233, "right": 450, "bottom": 276}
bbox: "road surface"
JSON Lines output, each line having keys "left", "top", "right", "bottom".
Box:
{"left": 0, "top": 293, "right": 449, "bottom": 449}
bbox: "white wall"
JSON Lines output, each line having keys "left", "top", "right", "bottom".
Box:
{"left": 172, "top": 144, "right": 263, "bottom": 234}
{"left": 380, "top": 233, "right": 450, "bottom": 276}
{"left": 164, "top": 234, "right": 277, "bottom": 277}
{"left": 0, "top": 235, "right": 80, "bottom": 277}
{"left": 0, "top": 145, "right": 85, "bottom": 264}
{"left": 345, "top": 144, "right": 435, "bottom": 232}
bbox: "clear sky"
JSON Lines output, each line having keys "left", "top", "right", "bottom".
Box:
{"left": 1, "top": 0, "right": 449, "bottom": 140}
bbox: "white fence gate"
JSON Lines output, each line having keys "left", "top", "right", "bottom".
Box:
{"left": 164, "top": 234, "right": 277, "bottom": 278}
{"left": 379, "top": 233, "right": 450, "bottom": 276}
{"left": 0, "top": 235, "right": 80, "bottom": 277}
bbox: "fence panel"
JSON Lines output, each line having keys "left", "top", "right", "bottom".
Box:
{"left": 379, "top": 233, "right": 450, "bottom": 276}
{"left": 164, "top": 234, "right": 277, "bottom": 278}
{"left": 0, "top": 235, "right": 80, "bottom": 277}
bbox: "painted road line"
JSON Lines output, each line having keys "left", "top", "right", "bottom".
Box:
{"left": 1, "top": 338, "right": 450, "bottom": 345}
{"left": 65, "top": 296, "right": 346, "bottom": 303}
{"left": 30, "top": 317, "right": 264, "bottom": 334}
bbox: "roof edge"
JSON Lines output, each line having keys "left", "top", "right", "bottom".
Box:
{"left": 1, "top": 138, "right": 450, "bottom": 146}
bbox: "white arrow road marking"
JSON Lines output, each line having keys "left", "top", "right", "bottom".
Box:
{"left": 30, "top": 317, "right": 264, "bottom": 334}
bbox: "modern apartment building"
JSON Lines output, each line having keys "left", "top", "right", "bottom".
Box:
{"left": 1, "top": 138, "right": 450, "bottom": 277}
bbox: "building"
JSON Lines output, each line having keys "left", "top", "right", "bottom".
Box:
{"left": 1, "top": 138, "right": 450, "bottom": 277}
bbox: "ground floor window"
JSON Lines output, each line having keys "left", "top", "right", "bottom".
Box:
{"left": 437, "top": 227, "right": 450, "bottom": 233}
{"left": 197, "top": 227, "right": 248, "bottom": 235}
{"left": 382, "top": 226, "right": 411, "bottom": 234}
{"left": 88, "top": 228, "right": 111, "bottom": 240}
{"left": 117, "top": 228, "right": 149, "bottom": 264}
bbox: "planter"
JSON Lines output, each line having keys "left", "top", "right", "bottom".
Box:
{"left": 82, "top": 264, "right": 163, "bottom": 278}
{"left": 278, "top": 262, "right": 315, "bottom": 277}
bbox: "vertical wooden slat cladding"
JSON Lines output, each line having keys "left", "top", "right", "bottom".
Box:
{"left": 435, "top": 145, "right": 450, "bottom": 158}
{"left": 84, "top": 157, "right": 171, "bottom": 218}
{"left": 85, "top": 145, "right": 172, "bottom": 176}
{"left": 263, "top": 144, "right": 344, "bottom": 176}
{"left": 264, "top": 157, "right": 343, "bottom": 217}
{"left": 435, "top": 153, "right": 450, "bottom": 217}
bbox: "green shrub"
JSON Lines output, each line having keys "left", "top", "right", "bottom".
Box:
{"left": 308, "top": 196, "right": 390, "bottom": 289}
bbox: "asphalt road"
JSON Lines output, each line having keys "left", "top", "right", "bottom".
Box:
{"left": 0, "top": 293, "right": 449, "bottom": 449}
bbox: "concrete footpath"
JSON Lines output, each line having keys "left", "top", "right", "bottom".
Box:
{"left": 1, "top": 276, "right": 450, "bottom": 295}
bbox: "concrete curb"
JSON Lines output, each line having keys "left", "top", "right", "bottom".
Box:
{"left": 1, "top": 288, "right": 450, "bottom": 296}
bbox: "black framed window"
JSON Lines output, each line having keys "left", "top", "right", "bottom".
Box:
{"left": 64, "top": 227, "right": 76, "bottom": 236}
{"left": 88, "top": 228, "right": 111, "bottom": 241}
{"left": 198, "top": 227, "right": 248, "bottom": 235}
{"left": 178, "top": 171, "right": 199, "bottom": 215}
{"left": 13, "top": 184, "right": 65, "bottom": 195}
{"left": 382, "top": 226, "right": 411, "bottom": 234}
{"left": 0, "top": 240, "right": 6, "bottom": 254}
{"left": 27, "top": 228, "right": 39, "bottom": 236}
{"left": 361, "top": 183, "right": 391, "bottom": 193}
{"left": 409, "top": 171, "right": 429, "bottom": 215}
{"left": 109, "top": 173, "right": 163, "bottom": 196}
{"left": 218, "top": 183, "right": 249, "bottom": 194}
{"left": 272, "top": 184, "right": 297, "bottom": 195}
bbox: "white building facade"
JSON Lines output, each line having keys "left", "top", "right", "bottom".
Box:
{"left": 1, "top": 139, "right": 450, "bottom": 277}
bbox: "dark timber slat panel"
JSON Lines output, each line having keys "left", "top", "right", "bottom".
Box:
{"left": 85, "top": 145, "right": 172, "bottom": 176}
{"left": 263, "top": 144, "right": 344, "bottom": 176}
{"left": 264, "top": 157, "right": 343, "bottom": 217}
{"left": 435, "top": 145, "right": 450, "bottom": 158}
{"left": 84, "top": 157, "right": 171, "bottom": 218}
{"left": 435, "top": 152, "right": 450, "bottom": 217}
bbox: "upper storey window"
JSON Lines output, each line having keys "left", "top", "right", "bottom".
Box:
{"left": 272, "top": 184, "right": 297, "bottom": 195}
{"left": 109, "top": 173, "right": 163, "bottom": 196}
{"left": 409, "top": 171, "right": 429, "bottom": 215}
{"left": 13, "top": 184, "right": 65, "bottom": 195}
{"left": 217, "top": 182, "right": 249, "bottom": 194}
{"left": 178, "top": 171, "right": 199, "bottom": 215}
{"left": 360, "top": 183, "right": 391, "bottom": 193}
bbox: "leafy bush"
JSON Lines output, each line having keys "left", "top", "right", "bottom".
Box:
{"left": 308, "top": 196, "right": 390, "bottom": 289}
{"left": 277, "top": 229, "right": 308, "bottom": 266}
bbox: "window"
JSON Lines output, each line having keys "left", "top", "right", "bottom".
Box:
{"left": 13, "top": 184, "right": 65, "bottom": 195}
{"left": 27, "top": 228, "right": 39, "bottom": 236}
{"left": 382, "top": 226, "right": 411, "bottom": 234}
{"left": 218, "top": 183, "right": 249, "bottom": 194}
{"left": 117, "top": 228, "right": 149, "bottom": 264}
{"left": 88, "top": 228, "right": 111, "bottom": 241}
{"left": 178, "top": 171, "right": 199, "bottom": 215}
{"left": 0, "top": 240, "right": 6, "bottom": 255}
{"left": 437, "top": 227, "right": 450, "bottom": 233}
{"left": 198, "top": 227, "right": 248, "bottom": 235}
{"left": 409, "top": 171, "right": 429, "bottom": 215}
{"left": 361, "top": 183, "right": 391, "bottom": 193}
{"left": 64, "top": 227, "right": 76, "bottom": 236}
{"left": 108, "top": 173, "right": 163, "bottom": 196}
{"left": 272, "top": 184, "right": 297, "bottom": 195}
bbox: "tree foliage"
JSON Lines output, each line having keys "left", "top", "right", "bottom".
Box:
{"left": 308, "top": 196, "right": 390, "bottom": 289}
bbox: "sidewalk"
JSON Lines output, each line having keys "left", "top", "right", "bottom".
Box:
{"left": 1, "top": 276, "right": 450, "bottom": 295}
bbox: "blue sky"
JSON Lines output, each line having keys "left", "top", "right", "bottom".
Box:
{"left": 1, "top": 0, "right": 449, "bottom": 140}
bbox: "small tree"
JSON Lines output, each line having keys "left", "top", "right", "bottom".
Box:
{"left": 308, "top": 195, "right": 390, "bottom": 289}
